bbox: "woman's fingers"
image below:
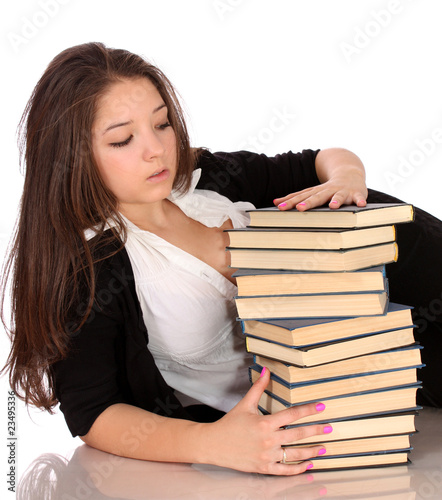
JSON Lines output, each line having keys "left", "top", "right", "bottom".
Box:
{"left": 274, "top": 189, "right": 338, "bottom": 211}
{"left": 242, "top": 372, "right": 332, "bottom": 438}
{"left": 273, "top": 187, "right": 318, "bottom": 209}
{"left": 267, "top": 401, "right": 327, "bottom": 429}
{"left": 266, "top": 459, "right": 315, "bottom": 476}
{"left": 219, "top": 370, "right": 333, "bottom": 475}
{"left": 282, "top": 444, "right": 326, "bottom": 464}
{"left": 273, "top": 183, "right": 368, "bottom": 212}
{"left": 279, "top": 421, "right": 333, "bottom": 446}
{"left": 329, "top": 189, "right": 367, "bottom": 209}
{"left": 265, "top": 444, "right": 327, "bottom": 476}
{"left": 239, "top": 365, "right": 271, "bottom": 412}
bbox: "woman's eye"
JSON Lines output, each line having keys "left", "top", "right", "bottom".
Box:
{"left": 158, "top": 122, "right": 171, "bottom": 130}
{"left": 110, "top": 135, "right": 133, "bottom": 148}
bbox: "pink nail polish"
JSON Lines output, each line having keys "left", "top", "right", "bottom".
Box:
{"left": 323, "top": 425, "right": 333, "bottom": 434}
{"left": 297, "top": 202, "right": 306, "bottom": 206}
{"left": 306, "top": 463, "right": 313, "bottom": 470}
{"left": 260, "top": 366, "right": 267, "bottom": 377}
{"left": 315, "top": 403, "right": 326, "bottom": 412}
{"left": 278, "top": 202, "right": 287, "bottom": 208}
{"left": 318, "top": 447, "right": 326, "bottom": 456}
{"left": 330, "top": 200, "right": 338, "bottom": 205}
{"left": 319, "top": 487, "right": 327, "bottom": 496}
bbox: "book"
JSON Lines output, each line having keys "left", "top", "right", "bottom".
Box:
{"left": 286, "top": 451, "right": 410, "bottom": 470}
{"left": 287, "top": 433, "right": 412, "bottom": 456}
{"left": 234, "top": 265, "right": 387, "bottom": 296}
{"left": 253, "top": 345, "right": 423, "bottom": 384}
{"left": 228, "top": 242, "right": 398, "bottom": 272}
{"left": 250, "top": 364, "right": 419, "bottom": 404}
{"left": 287, "top": 412, "right": 417, "bottom": 444}
{"left": 226, "top": 225, "right": 396, "bottom": 250}
{"left": 241, "top": 302, "right": 413, "bottom": 347}
{"left": 258, "top": 385, "right": 421, "bottom": 425}
{"left": 235, "top": 288, "right": 388, "bottom": 320}
{"left": 245, "top": 327, "right": 415, "bottom": 367}
{"left": 247, "top": 203, "right": 414, "bottom": 229}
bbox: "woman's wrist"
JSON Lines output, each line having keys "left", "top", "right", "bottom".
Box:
{"left": 175, "top": 419, "right": 217, "bottom": 465}
{"left": 315, "top": 148, "right": 366, "bottom": 184}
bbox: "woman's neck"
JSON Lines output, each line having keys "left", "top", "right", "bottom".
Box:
{"left": 119, "top": 199, "right": 174, "bottom": 232}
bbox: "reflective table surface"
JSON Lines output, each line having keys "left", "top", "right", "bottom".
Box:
{"left": 16, "top": 406, "right": 442, "bottom": 500}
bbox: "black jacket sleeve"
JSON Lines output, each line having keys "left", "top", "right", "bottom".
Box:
{"left": 195, "top": 149, "right": 321, "bottom": 208}
{"left": 52, "top": 238, "right": 189, "bottom": 437}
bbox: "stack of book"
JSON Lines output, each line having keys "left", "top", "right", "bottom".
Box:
{"left": 227, "top": 203, "right": 423, "bottom": 471}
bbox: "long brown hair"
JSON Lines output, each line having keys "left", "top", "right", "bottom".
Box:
{"left": 1, "top": 42, "right": 195, "bottom": 411}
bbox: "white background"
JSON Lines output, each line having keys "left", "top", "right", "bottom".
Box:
{"left": 1, "top": 0, "right": 442, "bottom": 486}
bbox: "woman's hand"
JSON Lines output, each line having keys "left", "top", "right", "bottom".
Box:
{"left": 201, "top": 367, "right": 331, "bottom": 475}
{"left": 274, "top": 148, "right": 368, "bottom": 212}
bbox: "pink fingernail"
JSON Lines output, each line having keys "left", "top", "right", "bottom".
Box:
{"left": 306, "top": 463, "right": 313, "bottom": 470}
{"left": 323, "top": 425, "right": 333, "bottom": 434}
{"left": 297, "top": 202, "right": 306, "bottom": 206}
{"left": 319, "top": 487, "right": 327, "bottom": 496}
{"left": 316, "top": 403, "right": 326, "bottom": 412}
{"left": 318, "top": 447, "right": 326, "bottom": 456}
{"left": 260, "top": 366, "right": 267, "bottom": 377}
{"left": 330, "top": 200, "right": 338, "bottom": 204}
{"left": 278, "top": 202, "right": 287, "bottom": 208}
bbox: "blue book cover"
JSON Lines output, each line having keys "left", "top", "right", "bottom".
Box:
{"left": 233, "top": 265, "right": 386, "bottom": 278}
{"left": 249, "top": 363, "right": 422, "bottom": 405}
{"left": 239, "top": 302, "right": 413, "bottom": 347}
{"left": 252, "top": 344, "right": 424, "bottom": 384}
{"left": 241, "top": 301, "right": 408, "bottom": 331}
{"left": 250, "top": 355, "right": 425, "bottom": 389}
{"left": 260, "top": 383, "right": 422, "bottom": 409}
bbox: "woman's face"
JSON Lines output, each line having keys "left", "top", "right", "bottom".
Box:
{"left": 92, "top": 78, "right": 177, "bottom": 210}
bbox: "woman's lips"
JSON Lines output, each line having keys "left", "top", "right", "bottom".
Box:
{"left": 147, "top": 169, "right": 170, "bottom": 183}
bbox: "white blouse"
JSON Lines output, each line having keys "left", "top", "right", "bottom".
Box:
{"left": 87, "top": 169, "right": 256, "bottom": 412}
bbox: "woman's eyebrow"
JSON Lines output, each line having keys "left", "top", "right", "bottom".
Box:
{"left": 103, "top": 120, "right": 133, "bottom": 134}
{"left": 102, "top": 103, "right": 167, "bottom": 135}
{"left": 153, "top": 103, "right": 167, "bottom": 113}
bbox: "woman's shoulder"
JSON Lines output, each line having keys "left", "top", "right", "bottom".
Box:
{"left": 194, "top": 148, "right": 263, "bottom": 201}
{"left": 88, "top": 231, "right": 133, "bottom": 282}
{"left": 73, "top": 231, "right": 136, "bottom": 313}
{"left": 193, "top": 148, "right": 320, "bottom": 207}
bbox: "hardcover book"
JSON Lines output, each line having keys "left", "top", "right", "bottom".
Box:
{"left": 235, "top": 287, "right": 389, "bottom": 320}
{"left": 246, "top": 203, "right": 414, "bottom": 229}
{"left": 258, "top": 385, "right": 421, "bottom": 425}
{"left": 287, "top": 450, "right": 411, "bottom": 471}
{"left": 287, "top": 411, "right": 417, "bottom": 444}
{"left": 249, "top": 364, "right": 420, "bottom": 405}
{"left": 253, "top": 345, "right": 423, "bottom": 384}
{"left": 233, "top": 265, "right": 388, "bottom": 296}
{"left": 228, "top": 242, "right": 398, "bottom": 272}
{"left": 240, "top": 302, "right": 413, "bottom": 346}
{"left": 245, "top": 327, "right": 415, "bottom": 367}
{"left": 226, "top": 225, "right": 396, "bottom": 250}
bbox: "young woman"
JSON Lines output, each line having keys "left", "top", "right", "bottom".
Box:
{"left": 2, "top": 42, "right": 441, "bottom": 476}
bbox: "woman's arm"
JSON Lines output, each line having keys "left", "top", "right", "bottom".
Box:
{"left": 197, "top": 149, "right": 321, "bottom": 208}
{"left": 274, "top": 148, "right": 368, "bottom": 211}
{"left": 81, "top": 368, "right": 331, "bottom": 476}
